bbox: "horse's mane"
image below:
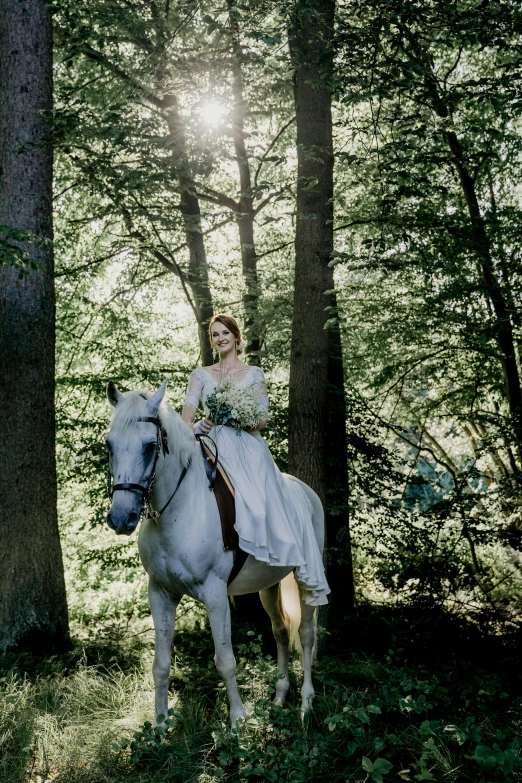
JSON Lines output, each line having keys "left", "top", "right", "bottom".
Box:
{"left": 109, "top": 390, "right": 196, "bottom": 467}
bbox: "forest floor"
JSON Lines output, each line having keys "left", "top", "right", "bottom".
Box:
{"left": 1, "top": 600, "right": 522, "bottom": 783}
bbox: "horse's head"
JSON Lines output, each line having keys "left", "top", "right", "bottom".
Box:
{"left": 105, "top": 379, "right": 168, "bottom": 535}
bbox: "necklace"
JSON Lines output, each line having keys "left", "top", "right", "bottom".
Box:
{"left": 219, "top": 364, "right": 248, "bottom": 383}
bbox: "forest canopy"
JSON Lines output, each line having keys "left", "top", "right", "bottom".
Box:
{"left": 46, "top": 0, "right": 522, "bottom": 623}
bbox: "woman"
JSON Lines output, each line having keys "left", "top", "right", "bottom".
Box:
{"left": 182, "top": 314, "right": 330, "bottom": 606}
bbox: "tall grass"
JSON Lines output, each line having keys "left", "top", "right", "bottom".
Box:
{"left": 1, "top": 610, "right": 521, "bottom": 783}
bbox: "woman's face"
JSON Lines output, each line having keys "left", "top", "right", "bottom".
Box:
{"left": 211, "top": 322, "right": 237, "bottom": 359}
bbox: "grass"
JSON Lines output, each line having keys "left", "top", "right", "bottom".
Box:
{"left": 1, "top": 604, "right": 522, "bottom": 783}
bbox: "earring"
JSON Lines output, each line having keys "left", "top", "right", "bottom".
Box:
{"left": 212, "top": 348, "right": 217, "bottom": 361}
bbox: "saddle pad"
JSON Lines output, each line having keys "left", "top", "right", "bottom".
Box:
{"left": 213, "top": 467, "right": 238, "bottom": 551}
{"left": 202, "top": 445, "right": 248, "bottom": 585}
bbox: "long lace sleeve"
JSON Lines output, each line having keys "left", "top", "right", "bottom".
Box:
{"left": 184, "top": 369, "right": 203, "bottom": 411}
{"left": 252, "top": 367, "right": 269, "bottom": 415}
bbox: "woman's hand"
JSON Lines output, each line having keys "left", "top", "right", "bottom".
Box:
{"left": 194, "top": 418, "right": 214, "bottom": 435}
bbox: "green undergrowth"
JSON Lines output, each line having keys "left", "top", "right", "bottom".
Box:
{"left": 1, "top": 609, "right": 522, "bottom": 783}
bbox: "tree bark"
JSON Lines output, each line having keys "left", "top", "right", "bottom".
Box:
{"left": 325, "top": 309, "right": 354, "bottom": 611}
{"left": 227, "top": 0, "right": 262, "bottom": 364}
{"left": 288, "top": 0, "right": 354, "bottom": 621}
{"left": 165, "top": 98, "right": 214, "bottom": 366}
{"left": 0, "top": 0, "right": 69, "bottom": 651}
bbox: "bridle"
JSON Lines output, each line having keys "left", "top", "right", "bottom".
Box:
{"left": 106, "top": 416, "right": 218, "bottom": 521}
{"left": 106, "top": 416, "right": 171, "bottom": 520}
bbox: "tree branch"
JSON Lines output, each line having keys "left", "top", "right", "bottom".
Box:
{"left": 254, "top": 115, "right": 296, "bottom": 187}
{"left": 78, "top": 44, "right": 173, "bottom": 111}
{"left": 193, "top": 184, "right": 239, "bottom": 212}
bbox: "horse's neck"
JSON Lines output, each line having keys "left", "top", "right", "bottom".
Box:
{"left": 152, "top": 444, "right": 204, "bottom": 509}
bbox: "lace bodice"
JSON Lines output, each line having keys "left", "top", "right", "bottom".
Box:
{"left": 184, "top": 365, "right": 268, "bottom": 417}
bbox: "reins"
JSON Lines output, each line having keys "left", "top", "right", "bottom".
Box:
{"left": 106, "top": 418, "right": 218, "bottom": 521}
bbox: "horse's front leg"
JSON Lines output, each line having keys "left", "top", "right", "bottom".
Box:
{"left": 201, "top": 578, "right": 246, "bottom": 729}
{"left": 149, "top": 580, "right": 178, "bottom": 725}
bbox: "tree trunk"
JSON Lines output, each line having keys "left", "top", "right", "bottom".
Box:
{"left": 288, "top": 0, "right": 354, "bottom": 624}
{"left": 0, "top": 0, "right": 69, "bottom": 651}
{"left": 448, "top": 153, "right": 522, "bottom": 456}
{"left": 166, "top": 98, "right": 214, "bottom": 366}
{"left": 73, "top": 40, "right": 215, "bottom": 365}
{"left": 408, "top": 36, "right": 522, "bottom": 463}
{"left": 325, "top": 309, "right": 354, "bottom": 612}
{"left": 227, "top": 0, "right": 262, "bottom": 363}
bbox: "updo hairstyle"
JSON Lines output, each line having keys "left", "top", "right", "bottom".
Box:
{"left": 208, "top": 314, "right": 244, "bottom": 355}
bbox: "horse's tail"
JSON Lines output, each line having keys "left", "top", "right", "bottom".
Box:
{"left": 279, "top": 571, "right": 302, "bottom": 655}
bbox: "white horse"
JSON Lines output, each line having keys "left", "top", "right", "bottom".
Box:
{"left": 105, "top": 379, "right": 325, "bottom": 727}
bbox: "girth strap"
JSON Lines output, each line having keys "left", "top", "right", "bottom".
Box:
{"left": 227, "top": 548, "right": 248, "bottom": 587}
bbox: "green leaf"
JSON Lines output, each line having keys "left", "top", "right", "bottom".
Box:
{"left": 362, "top": 756, "right": 374, "bottom": 772}
{"left": 374, "top": 758, "right": 393, "bottom": 774}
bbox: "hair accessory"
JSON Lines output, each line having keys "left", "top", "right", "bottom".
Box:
{"left": 238, "top": 339, "right": 247, "bottom": 351}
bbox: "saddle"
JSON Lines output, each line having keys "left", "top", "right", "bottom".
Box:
{"left": 199, "top": 441, "right": 248, "bottom": 585}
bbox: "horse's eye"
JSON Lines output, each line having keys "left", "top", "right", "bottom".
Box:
{"left": 145, "top": 442, "right": 156, "bottom": 454}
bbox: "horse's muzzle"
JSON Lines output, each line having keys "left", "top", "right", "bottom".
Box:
{"left": 106, "top": 509, "right": 140, "bottom": 535}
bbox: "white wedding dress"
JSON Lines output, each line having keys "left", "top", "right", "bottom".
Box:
{"left": 184, "top": 366, "right": 330, "bottom": 606}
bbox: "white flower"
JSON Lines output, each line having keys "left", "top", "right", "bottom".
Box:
{"left": 207, "top": 375, "right": 267, "bottom": 433}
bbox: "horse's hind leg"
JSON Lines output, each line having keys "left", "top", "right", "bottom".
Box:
{"left": 298, "top": 586, "right": 316, "bottom": 717}
{"left": 259, "top": 583, "right": 290, "bottom": 705}
{"left": 201, "top": 579, "right": 246, "bottom": 729}
{"left": 149, "top": 580, "right": 178, "bottom": 725}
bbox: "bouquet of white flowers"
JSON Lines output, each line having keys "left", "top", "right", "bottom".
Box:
{"left": 206, "top": 376, "right": 266, "bottom": 434}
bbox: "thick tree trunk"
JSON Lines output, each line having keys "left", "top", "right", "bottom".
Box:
{"left": 166, "top": 100, "right": 214, "bottom": 366}
{"left": 288, "top": 0, "right": 354, "bottom": 621}
{"left": 227, "top": 0, "right": 262, "bottom": 363}
{"left": 0, "top": 0, "right": 69, "bottom": 651}
{"left": 326, "top": 311, "right": 354, "bottom": 611}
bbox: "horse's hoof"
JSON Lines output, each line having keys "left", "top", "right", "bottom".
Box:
{"left": 230, "top": 711, "right": 246, "bottom": 733}
{"left": 300, "top": 692, "right": 314, "bottom": 719}
{"left": 155, "top": 713, "right": 168, "bottom": 730}
{"left": 274, "top": 687, "right": 289, "bottom": 706}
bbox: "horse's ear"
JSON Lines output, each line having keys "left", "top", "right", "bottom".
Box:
{"left": 147, "top": 378, "right": 168, "bottom": 416}
{"left": 107, "top": 381, "right": 123, "bottom": 407}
